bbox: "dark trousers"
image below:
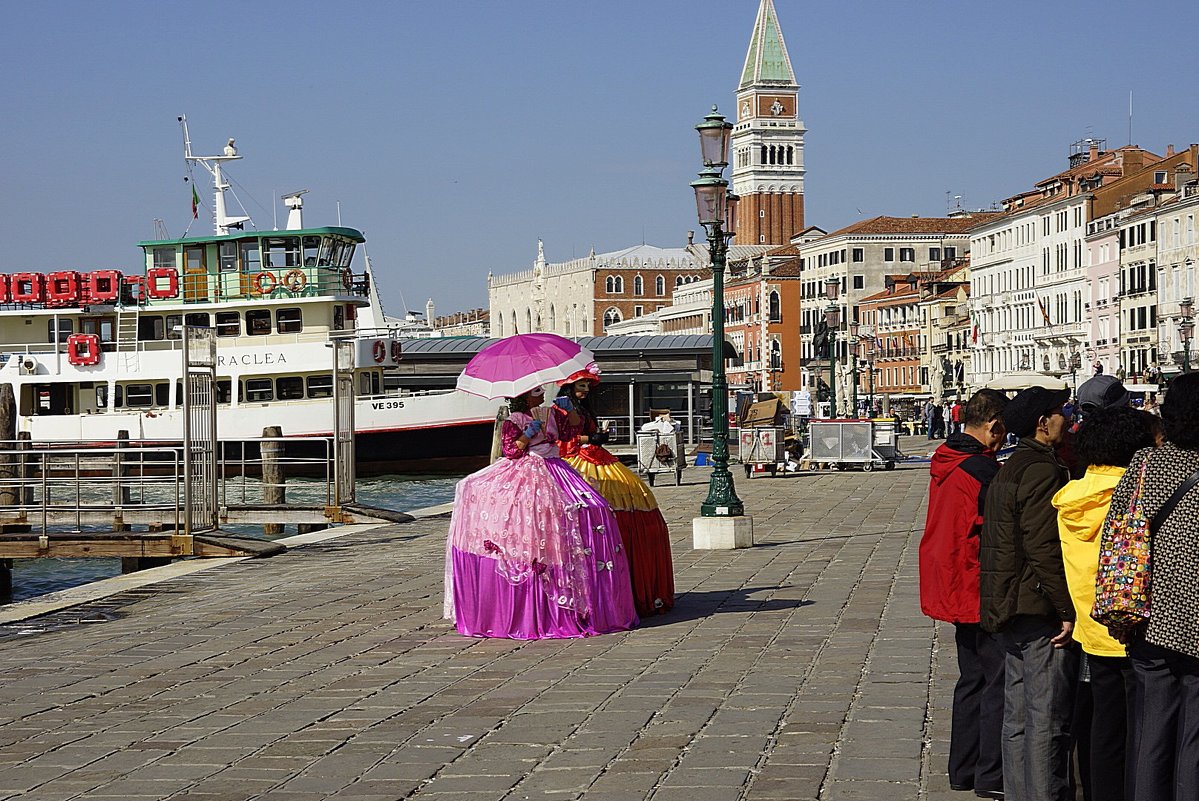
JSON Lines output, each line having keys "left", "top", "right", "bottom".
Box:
{"left": 950, "top": 623, "right": 1005, "bottom": 792}
{"left": 1000, "top": 615, "right": 1079, "bottom": 801}
{"left": 1086, "top": 654, "right": 1135, "bottom": 801}
{"left": 1128, "top": 637, "right": 1199, "bottom": 801}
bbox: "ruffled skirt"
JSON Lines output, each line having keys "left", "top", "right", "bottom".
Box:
{"left": 445, "top": 454, "right": 637, "bottom": 639}
{"left": 566, "top": 447, "right": 675, "bottom": 617}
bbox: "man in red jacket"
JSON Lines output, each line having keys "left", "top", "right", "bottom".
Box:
{"left": 920, "top": 388, "right": 1009, "bottom": 799}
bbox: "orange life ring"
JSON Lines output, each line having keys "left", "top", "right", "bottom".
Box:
{"left": 372, "top": 340, "right": 386, "bottom": 363}
{"left": 66, "top": 333, "right": 102, "bottom": 366}
{"left": 283, "top": 269, "right": 306, "bottom": 292}
{"left": 253, "top": 271, "right": 277, "bottom": 295}
{"left": 341, "top": 268, "right": 353, "bottom": 292}
{"left": 146, "top": 267, "right": 179, "bottom": 299}
{"left": 390, "top": 340, "right": 402, "bottom": 363}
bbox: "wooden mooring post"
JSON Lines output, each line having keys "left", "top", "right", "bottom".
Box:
{"left": 113, "top": 430, "right": 131, "bottom": 531}
{"left": 262, "top": 426, "right": 285, "bottom": 537}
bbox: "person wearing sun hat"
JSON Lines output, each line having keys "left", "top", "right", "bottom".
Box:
{"left": 979, "top": 385, "right": 1076, "bottom": 801}
{"left": 553, "top": 364, "right": 675, "bottom": 617}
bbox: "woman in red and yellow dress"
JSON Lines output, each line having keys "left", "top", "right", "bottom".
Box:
{"left": 554, "top": 365, "right": 674, "bottom": 616}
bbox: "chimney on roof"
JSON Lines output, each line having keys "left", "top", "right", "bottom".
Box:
{"left": 1177, "top": 162, "right": 1195, "bottom": 193}
{"left": 1167, "top": 144, "right": 1176, "bottom": 157}
{"left": 1089, "top": 141, "right": 1100, "bottom": 162}
{"left": 687, "top": 230, "right": 694, "bottom": 245}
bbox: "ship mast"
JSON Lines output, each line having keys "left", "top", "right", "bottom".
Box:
{"left": 178, "top": 115, "right": 253, "bottom": 236}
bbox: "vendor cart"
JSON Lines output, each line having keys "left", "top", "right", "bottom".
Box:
{"left": 636, "top": 431, "right": 683, "bottom": 486}
{"left": 738, "top": 426, "right": 787, "bottom": 477}
{"left": 807, "top": 419, "right": 898, "bottom": 471}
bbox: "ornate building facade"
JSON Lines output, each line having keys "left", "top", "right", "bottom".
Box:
{"left": 487, "top": 241, "right": 704, "bottom": 338}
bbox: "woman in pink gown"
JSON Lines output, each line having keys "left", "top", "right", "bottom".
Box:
{"left": 444, "top": 386, "right": 638, "bottom": 639}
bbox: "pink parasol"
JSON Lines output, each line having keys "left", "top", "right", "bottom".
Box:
{"left": 456, "top": 333, "right": 595, "bottom": 399}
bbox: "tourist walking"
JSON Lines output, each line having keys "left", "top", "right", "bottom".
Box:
{"left": 556, "top": 368, "right": 674, "bottom": 617}
{"left": 919, "top": 389, "right": 1009, "bottom": 799}
{"left": 1052, "top": 406, "right": 1158, "bottom": 801}
{"left": 444, "top": 385, "right": 638, "bottom": 638}
{"left": 980, "top": 385, "right": 1077, "bottom": 801}
{"left": 1097, "top": 372, "right": 1199, "bottom": 800}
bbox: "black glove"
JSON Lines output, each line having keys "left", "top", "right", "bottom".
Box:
{"left": 588, "top": 431, "right": 609, "bottom": 447}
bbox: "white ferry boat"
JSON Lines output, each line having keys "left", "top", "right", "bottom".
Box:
{"left": 0, "top": 120, "right": 500, "bottom": 473}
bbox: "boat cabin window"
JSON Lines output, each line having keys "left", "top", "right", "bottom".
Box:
{"left": 277, "top": 376, "right": 304, "bottom": 400}
{"left": 153, "top": 247, "right": 176, "bottom": 270}
{"left": 185, "top": 312, "right": 210, "bottom": 329}
{"left": 48, "top": 319, "right": 73, "bottom": 343}
{"left": 125, "top": 383, "right": 154, "bottom": 408}
{"left": 246, "top": 310, "right": 272, "bottom": 336}
{"left": 219, "top": 242, "right": 238, "bottom": 273}
{"left": 333, "top": 306, "right": 345, "bottom": 331}
{"left": 166, "top": 314, "right": 184, "bottom": 339}
{"left": 303, "top": 236, "right": 320, "bottom": 266}
{"left": 306, "top": 375, "right": 333, "bottom": 398}
{"left": 97, "top": 384, "right": 115, "bottom": 409}
{"left": 216, "top": 312, "right": 240, "bottom": 337}
{"left": 80, "top": 317, "right": 114, "bottom": 343}
{"left": 215, "top": 380, "right": 241, "bottom": 405}
{"left": 359, "top": 371, "right": 381, "bottom": 396}
{"left": 184, "top": 245, "right": 205, "bottom": 272}
{"left": 239, "top": 240, "right": 261, "bottom": 273}
{"left": 264, "top": 237, "right": 301, "bottom": 269}
{"left": 139, "top": 316, "right": 164, "bottom": 341}
{"left": 245, "top": 378, "right": 273, "bottom": 403}
{"left": 318, "top": 238, "right": 335, "bottom": 266}
{"left": 155, "top": 383, "right": 171, "bottom": 406}
{"left": 277, "top": 307, "right": 302, "bottom": 334}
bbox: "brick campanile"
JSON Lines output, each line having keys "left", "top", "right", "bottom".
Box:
{"left": 731, "top": 0, "right": 806, "bottom": 247}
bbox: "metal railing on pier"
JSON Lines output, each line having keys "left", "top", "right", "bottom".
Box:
{"left": 0, "top": 436, "right": 341, "bottom": 535}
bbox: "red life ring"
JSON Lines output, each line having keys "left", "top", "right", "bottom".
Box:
{"left": 45, "top": 271, "right": 81, "bottom": 307}
{"left": 0, "top": 274, "right": 8, "bottom": 303}
{"left": 372, "top": 340, "right": 386, "bottom": 363}
{"left": 390, "top": 340, "right": 402, "bottom": 363}
{"left": 253, "top": 271, "right": 277, "bottom": 295}
{"left": 146, "top": 267, "right": 179, "bottom": 299}
{"left": 87, "top": 270, "right": 122, "bottom": 303}
{"left": 66, "top": 333, "right": 102, "bottom": 366}
{"left": 12, "top": 272, "right": 45, "bottom": 303}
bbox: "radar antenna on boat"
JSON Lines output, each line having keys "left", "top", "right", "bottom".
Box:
{"left": 178, "top": 115, "right": 254, "bottom": 236}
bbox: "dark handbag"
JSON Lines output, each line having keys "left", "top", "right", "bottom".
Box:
{"left": 654, "top": 441, "right": 675, "bottom": 464}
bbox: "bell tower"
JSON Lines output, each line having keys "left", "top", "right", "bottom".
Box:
{"left": 732, "top": 0, "right": 805, "bottom": 246}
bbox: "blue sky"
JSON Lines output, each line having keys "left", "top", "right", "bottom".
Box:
{"left": 3, "top": 1, "right": 1198, "bottom": 318}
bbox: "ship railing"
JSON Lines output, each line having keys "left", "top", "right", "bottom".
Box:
{"left": 0, "top": 436, "right": 339, "bottom": 534}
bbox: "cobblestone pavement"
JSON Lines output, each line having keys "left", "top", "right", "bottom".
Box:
{"left": 0, "top": 465, "right": 966, "bottom": 801}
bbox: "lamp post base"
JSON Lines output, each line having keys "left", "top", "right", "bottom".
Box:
{"left": 692, "top": 515, "right": 754, "bottom": 550}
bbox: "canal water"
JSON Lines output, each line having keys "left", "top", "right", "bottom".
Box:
{"left": 5, "top": 474, "right": 462, "bottom": 604}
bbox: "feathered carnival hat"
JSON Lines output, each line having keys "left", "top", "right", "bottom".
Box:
{"left": 560, "top": 362, "right": 601, "bottom": 386}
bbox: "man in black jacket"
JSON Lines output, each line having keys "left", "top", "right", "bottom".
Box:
{"left": 980, "top": 385, "right": 1076, "bottom": 801}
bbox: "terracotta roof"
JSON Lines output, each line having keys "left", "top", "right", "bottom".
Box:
{"left": 822, "top": 214, "right": 999, "bottom": 238}
{"left": 767, "top": 260, "right": 803, "bottom": 277}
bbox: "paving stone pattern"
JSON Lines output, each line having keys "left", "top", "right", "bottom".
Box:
{"left": 0, "top": 466, "right": 966, "bottom": 801}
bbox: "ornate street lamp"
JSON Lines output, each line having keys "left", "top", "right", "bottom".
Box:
{"left": 825, "top": 277, "right": 841, "bottom": 417}
{"left": 849, "top": 322, "right": 860, "bottom": 418}
{"left": 1179, "top": 297, "right": 1195, "bottom": 374}
{"left": 691, "top": 106, "right": 744, "bottom": 519}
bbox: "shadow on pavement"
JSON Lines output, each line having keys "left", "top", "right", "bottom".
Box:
{"left": 640, "top": 587, "right": 814, "bottom": 626}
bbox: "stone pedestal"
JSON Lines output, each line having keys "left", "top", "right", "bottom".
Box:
{"left": 692, "top": 515, "right": 754, "bottom": 550}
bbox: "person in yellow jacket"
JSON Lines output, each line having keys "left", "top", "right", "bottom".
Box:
{"left": 1052, "top": 406, "right": 1158, "bottom": 801}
